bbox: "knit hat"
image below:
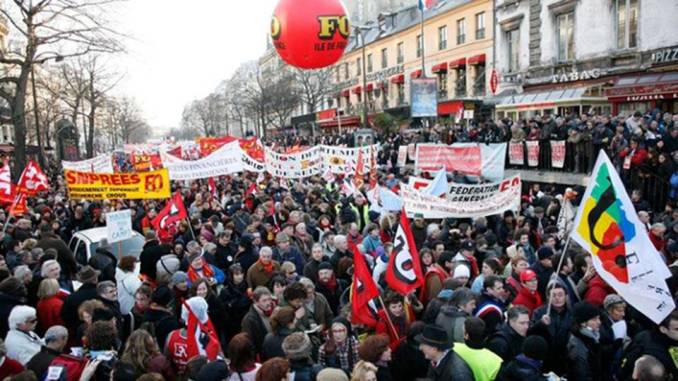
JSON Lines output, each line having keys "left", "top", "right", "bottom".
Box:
{"left": 196, "top": 360, "right": 230, "bottom": 381}
{"left": 76, "top": 266, "right": 100, "bottom": 283}
{"left": 522, "top": 335, "right": 548, "bottom": 361}
{"left": 275, "top": 232, "right": 289, "bottom": 244}
{"left": 452, "top": 265, "right": 470, "bottom": 279}
{"left": 181, "top": 296, "right": 209, "bottom": 324}
{"left": 318, "top": 262, "right": 333, "bottom": 272}
{"left": 519, "top": 269, "right": 538, "bottom": 283}
{"left": 169, "top": 271, "right": 188, "bottom": 288}
{"left": 152, "top": 286, "right": 173, "bottom": 306}
{"left": 572, "top": 301, "right": 600, "bottom": 325}
{"left": 282, "top": 332, "right": 312, "bottom": 360}
{"left": 603, "top": 294, "right": 625, "bottom": 311}
{"left": 537, "top": 246, "right": 554, "bottom": 260}
{"left": 317, "top": 368, "right": 349, "bottom": 381}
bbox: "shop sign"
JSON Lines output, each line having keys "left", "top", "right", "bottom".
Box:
{"left": 551, "top": 69, "right": 601, "bottom": 84}
{"left": 651, "top": 46, "right": 678, "bottom": 65}
{"left": 366, "top": 64, "right": 404, "bottom": 82}
{"left": 625, "top": 94, "right": 677, "bottom": 102}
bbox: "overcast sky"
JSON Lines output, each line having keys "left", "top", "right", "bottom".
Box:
{"left": 113, "top": 1, "right": 278, "bottom": 133}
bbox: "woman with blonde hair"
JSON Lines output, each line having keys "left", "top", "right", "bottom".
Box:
{"left": 76, "top": 299, "right": 105, "bottom": 346}
{"left": 350, "top": 360, "right": 378, "bottom": 381}
{"left": 35, "top": 278, "right": 64, "bottom": 335}
{"left": 121, "top": 329, "right": 175, "bottom": 380}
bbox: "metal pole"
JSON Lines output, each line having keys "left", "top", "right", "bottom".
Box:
{"left": 420, "top": 8, "right": 426, "bottom": 75}
{"left": 545, "top": 235, "right": 572, "bottom": 316}
{"left": 360, "top": 28, "right": 368, "bottom": 129}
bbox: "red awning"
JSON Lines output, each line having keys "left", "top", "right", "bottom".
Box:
{"left": 432, "top": 62, "right": 448, "bottom": 73}
{"left": 366, "top": 83, "right": 374, "bottom": 92}
{"left": 316, "top": 108, "right": 337, "bottom": 121}
{"left": 437, "top": 100, "right": 464, "bottom": 116}
{"left": 319, "top": 116, "right": 361, "bottom": 128}
{"left": 377, "top": 81, "right": 386, "bottom": 89}
{"left": 449, "top": 58, "right": 466, "bottom": 68}
{"left": 605, "top": 72, "right": 678, "bottom": 102}
{"left": 352, "top": 86, "right": 362, "bottom": 94}
{"left": 410, "top": 69, "right": 423, "bottom": 79}
{"left": 467, "top": 54, "right": 486, "bottom": 65}
{"left": 390, "top": 74, "right": 405, "bottom": 84}
{"left": 340, "top": 89, "right": 350, "bottom": 97}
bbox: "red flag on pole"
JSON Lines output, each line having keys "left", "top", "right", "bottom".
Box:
{"left": 0, "top": 163, "right": 15, "bottom": 205}
{"left": 16, "top": 160, "right": 49, "bottom": 195}
{"left": 208, "top": 177, "right": 218, "bottom": 198}
{"left": 385, "top": 209, "right": 425, "bottom": 295}
{"left": 350, "top": 242, "right": 380, "bottom": 327}
{"left": 8, "top": 193, "right": 27, "bottom": 217}
{"left": 152, "top": 192, "right": 188, "bottom": 241}
{"left": 368, "top": 145, "right": 378, "bottom": 189}
{"left": 353, "top": 148, "right": 365, "bottom": 189}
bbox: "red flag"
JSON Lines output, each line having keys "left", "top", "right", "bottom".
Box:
{"left": 368, "top": 146, "right": 377, "bottom": 189}
{"left": 167, "top": 146, "right": 182, "bottom": 158}
{"left": 152, "top": 192, "right": 188, "bottom": 235}
{"left": 0, "top": 163, "right": 15, "bottom": 205}
{"left": 208, "top": 177, "right": 218, "bottom": 198}
{"left": 385, "top": 209, "right": 425, "bottom": 295}
{"left": 16, "top": 160, "right": 49, "bottom": 195}
{"left": 350, "top": 242, "right": 380, "bottom": 327}
{"left": 353, "top": 148, "right": 365, "bottom": 189}
{"left": 8, "top": 193, "right": 27, "bottom": 216}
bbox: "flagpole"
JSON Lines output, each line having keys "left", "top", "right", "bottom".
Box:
{"left": 378, "top": 295, "right": 400, "bottom": 342}
{"left": 186, "top": 217, "right": 197, "bottom": 241}
{"left": 545, "top": 235, "right": 572, "bottom": 317}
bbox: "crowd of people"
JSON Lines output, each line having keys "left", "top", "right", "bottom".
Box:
{"left": 0, "top": 109, "right": 675, "bottom": 381}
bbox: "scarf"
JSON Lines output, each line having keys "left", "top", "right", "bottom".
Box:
{"left": 258, "top": 259, "right": 275, "bottom": 275}
{"left": 318, "top": 274, "right": 338, "bottom": 292}
{"left": 187, "top": 261, "right": 215, "bottom": 283}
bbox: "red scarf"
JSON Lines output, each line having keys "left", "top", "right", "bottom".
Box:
{"left": 318, "top": 274, "right": 338, "bottom": 292}
{"left": 258, "top": 259, "right": 274, "bottom": 275}
{"left": 187, "top": 260, "right": 215, "bottom": 283}
{"left": 183, "top": 301, "right": 221, "bottom": 361}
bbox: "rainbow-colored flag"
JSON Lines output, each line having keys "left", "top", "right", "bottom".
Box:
{"left": 571, "top": 151, "right": 674, "bottom": 323}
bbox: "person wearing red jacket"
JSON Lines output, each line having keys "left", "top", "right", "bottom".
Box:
{"left": 375, "top": 293, "right": 416, "bottom": 351}
{"left": 619, "top": 138, "right": 648, "bottom": 169}
{"left": 512, "top": 269, "right": 543, "bottom": 315}
{"left": 36, "top": 279, "right": 65, "bottom": 336}
{"left": 584, "top": 274, "right": 614, "bottom": 307}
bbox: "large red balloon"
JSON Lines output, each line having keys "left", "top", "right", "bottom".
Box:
{"left": 271, "top": 0, "right": 350, "bottom": 69}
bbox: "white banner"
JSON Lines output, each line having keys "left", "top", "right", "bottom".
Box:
{"left": 106, "top": 209, "right": 133, "bottom": 243}
{"left": 62, "top": 154, "right": 114, "bottom": 174}
{"left": 322, "top": 144, "right": 378, "bottom": 174}
{"left": 551, "top": 140, "right": 566, "bottom": 169}
{"left": 397, "top": 146, "right": 408, "bottom": 167}
{"left": 161, "top": 141, "right": 243, "bottom": 180}
{"left": 242, "top": 151, "right": 266, "bottom": 173}
{"left": 526, "top": 140, "right": 540, "bottom": 167}
{"left": 415, "top": 143, "right": 506, "bottom": 182}
{"left": 265, "top": 146, "right": 323, "bottom": 179}
{"left": 402, "top": 175, "right": 521, "bottom": 219}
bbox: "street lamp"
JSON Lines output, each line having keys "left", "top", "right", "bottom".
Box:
{"left": 353, "top": 25, "right": 370, "bottom": 130}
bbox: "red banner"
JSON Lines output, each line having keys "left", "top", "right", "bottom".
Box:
{"left": 526, "top": 141, "right": 540, "bottom": 167}
{"left": 415, "top": 145, "right": 482, "bottom": 175}
{"left": 198, "top": 136, "right": 265, "bottom": 162}
{"left": 508, "top": 142, "right": 524, "bottom": 165}
{"left": 551, "top": 140, "right": 566, "bottom": 169}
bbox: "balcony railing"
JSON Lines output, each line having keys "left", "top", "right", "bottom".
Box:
{"left": 476, "top": 28, "right": 485, "bottom": 40}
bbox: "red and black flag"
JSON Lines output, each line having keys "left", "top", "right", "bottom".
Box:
{"left": 385, "top": 209, "right": 424, "bottom": 295}
{"left": 350, "top": 242, "right": 380, "bottom": 327}
{"left": 152, "top": 192, "right": 188, "bottom": 241}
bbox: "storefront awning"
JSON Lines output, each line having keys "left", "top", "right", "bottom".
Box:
{"left": 319, "top": 116, "right": 361, "bottom": 128}
{"left": 377, "top": 81, "right": 386, "bottom": 89}
{"left": 340, "top": 89, "right": 350, "bottom": 97}
{"left": 352, "top": 86, "right": 362, "bottom": 94}
{"left": 432, "top": 62, "right": 448, "bottom": 73}
{"left": 316, "top": 108, "right": 337, "bottom": 121}
{"left": 467, "top": 54, "right": 486, "bottom": 65}
{"left": 366, "top": 83, "right": 374, "bottom": 92}
{"left": 390, "top": 74, "right": 405, "bottom": 84}
{"left": 437, "top": 100, "right": 464, "bottom": 115}
{"left": 495, "top": 86, "right": 607, "bottom": 110}
{"left": 605, "top": 72, "right": 678, "bottom": 102}
{"left": 449, "top": 58, "right": 466, "bottom": 68}
{"left": 411, "top": 69, "right": 423, "bottom": 79}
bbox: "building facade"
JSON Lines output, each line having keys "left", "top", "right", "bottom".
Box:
{"left": 319, "top": 0, "right": 495, "bottom": 131}
{"left": 343, "top": 0, "right": 417, "bottom": 23}
{"left": 493, "top": 0, "right": 678, "bottom": 119}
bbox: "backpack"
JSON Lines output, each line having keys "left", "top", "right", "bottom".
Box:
{"left": 45, "top": 355, "right": 86, "bottom": 381}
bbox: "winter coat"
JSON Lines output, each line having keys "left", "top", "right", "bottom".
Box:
{"left": 143, "top": 307, "right": 180, "bottom": 350}
{"left": 116, "top": 269, "right": 142, "bottom": 315}
{"left": 496, "top": 355, "right": 548, "bottom": 381}
{"left": 427, "top": 349, "right": 474, "bottom": 381}
{"left": 37, "top": 234, "right": 78, "bottom": 278}
{"left": 390, "top": 339, "right": 429, "bottom": 381}
{"left": 486, "top": 323, "right": 524, "bottom": 362}
{"left": 288, "top": 359, "right": 322, "bottom": 381}
{"left": 618, "top": 329, "right": 678, "bottom": 381}
{"left": 584, "top": 275, "right": 613, "bottom": 307}
{"left": 567, "top": 328, "right": 602, "bottom": 381}
{"left": 273, "top": 246, "right": 306, "bottom": 275}
{"left": 36, "top": 296, "right": 64, "bottom": 335}
{"left": 246, "top": 261, "right": 280, "bottom": 289}
{"left": 529, "top": 305, "right": 572, "bottom": 374}
{"left": 139, "top": 240, "right": 167, "bottom": 281}
{"left": 61, "top": 282, "right": 98, "bottom": 331}
{"left": 435, "top": 305, "right": 468, "bottom": 345}
{"left": 261, "top": 329, "right": 293, "bottom": 361}
{"left": 219, "top": 280, "right": 251, "bottom": 339}
{"left": 241, "top": 305, "right": 270, "bottom": 354}
{"left": 5, "top": 329, "right": 44, "bottom": 365}
{"left": 25, "top": 345, "right": 60, "bottom": 380}
{"left": 511, "top": 286, "right": 543, "bottom": 315}
{"left": 474, "top": 292, "right": 506, "bottom": 335}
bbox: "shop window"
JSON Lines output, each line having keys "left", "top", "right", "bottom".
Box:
{"left": 455, "top": 68, "right": 466, "bottom": 97}
{"left": 397, "top": 84, "right": 405, "bottom": 105}
{"left": 367, "top": 53, "right": 373, "bottom": 73}
{"left": 357, "top": 58, "right": 361, "bottom": 76}
{"left": 381, "top": 48, "right": 388, "bottom": 69}
{"left": 438, "top": 71, "right": 448, "bottom": 100}
{"left": 474, "top": 64, "right": 486, "bottom": 95}
{"left": 556, "top": 12, "right": 575, "bottom": 61}
{"left": 616, "top": 0, "right": 638, "bottom": 49}
{"left": 416, "top": 35, "right": 423, "bottom": 58}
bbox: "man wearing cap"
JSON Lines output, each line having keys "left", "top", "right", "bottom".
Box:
{"left": 417, "top": 324, "right": 473, "bottom": 381}
{"left": 60, "top": 266, "right": 100, "bottom": 331}
{"left": 315, "top": 262, "right": 346, "bottom": 316}
{"left": 567, "top": 301, "right": 603, "bottom": 381}
{"left": 273, "top": 232, "right": 305, "bottom": 275}
{"left": 512, "top": 269, "right": 543, "bottom": 315}
{"left": 25, "top": 325, "right": 68, "bottom": 379}
{"left": 531, "top": 246, "right": 554, "bottom": 299}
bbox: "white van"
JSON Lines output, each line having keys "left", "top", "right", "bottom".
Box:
{"left": 68, "top": 227, "right": 145, "bottom": 266}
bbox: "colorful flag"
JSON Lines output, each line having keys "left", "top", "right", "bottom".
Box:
{"left": 152, "top": 192, "right": 188, "bottom": 236}
{"left": 422, "top": 167, "right": 447, "bottom": 197}
{"left": 350, "top": 242, "right": 380, "bottom": 327}
{"left": 368, "top": 146, "right": 378, "bottom": 189}
{"left": 385, "top": 209, "right": 425, "bottom": 295}
{"left": 16, "top": 160, "right": 49, "bottom": 195}
{"left": 418, "top": 0, "right": 438, "bottom": 11}
{"left": 570, "top": 151, "right": 674, "bottom": 324}
{"left": 353, "top": 148, "right": 365, "bottom": 189}
{"left": 0, "top": 163, "right": 15, "bottom": 205}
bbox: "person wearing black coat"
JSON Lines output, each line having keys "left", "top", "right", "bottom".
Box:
{"left": 36, "top": 224, "right": 78, "bottom": 279}
{"left": 241, "top": 287, "right": 273, "bottom": 355}
{"left": 60, "top": 266, "right": 100, "bottom": 331}
{"left": 261, "top": 306, "right": 297, "bottom": 361}
{"left": 486, "top": 306, "right": 530, "bottom": 363}
{"left": 618, "top": 311, "right": 678, "bottom": 381}
{"left": 390, "top": 322, "right": 429, "bottom": 381}
{"left": 567, "top": 302, "right": 603, "bottom": 381}
{"left": 218, "top": 264, "right": 251, "bottom": 343}
{"left": 88, "top": 243, "right": 117, "bottom": 283}
{"left": 0, "top": 277, "right": 27, "bottom": 338}
{"left": 496, "top": 335, "right": 550, "bottom": 381}
{"left": 143, "top": 286, "right": 180, "bottom": 350}
{"left": 234, "top": 234, "right": 258, "bottom": 273}
{"left": 139, "top": 233, "right": 167, "bottom": 281}
{"left": 215, "top": 232, "right": 238, "bottom": 271}
{"left": 529, "top": 284, "right": 573, "bottom": 374}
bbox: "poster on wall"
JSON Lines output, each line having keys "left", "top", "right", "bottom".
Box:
{"left": 410, "top": 78, "right": 438, "bottom": 117}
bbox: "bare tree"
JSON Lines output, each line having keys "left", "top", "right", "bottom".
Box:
{"left": 83, "top": 55, "right": 121, "bottom": 158}
{"left": 109, "top": 96, "right": 150, "bottom": 144}
{"left": 0, "top": 0, "right": 123, "bottom": 176}
{"left": 293, "top": 67, "right": 332, "bottom": 113}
